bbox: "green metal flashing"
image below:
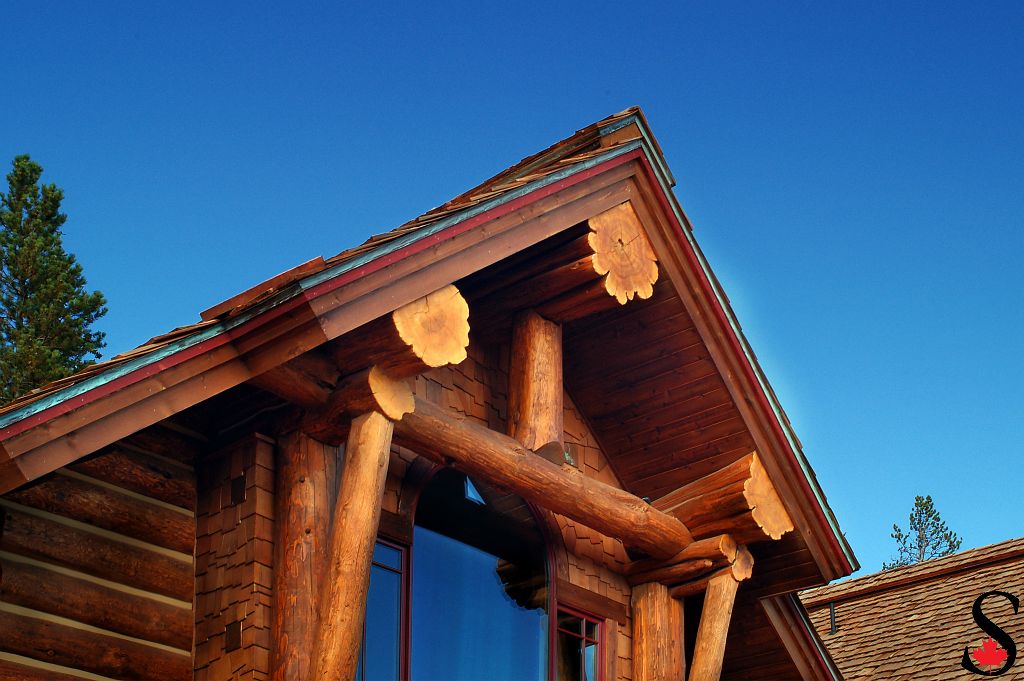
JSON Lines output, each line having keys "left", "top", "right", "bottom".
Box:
{"left": 0, "top": 140, "right": 643, "bottom": 432}
{"left": 295, "top": 140, "right": 642, "bottom": 294}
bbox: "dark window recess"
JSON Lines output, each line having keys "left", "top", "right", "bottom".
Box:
{"left": 356, "top": 540, "right": 405, "bottom": 681}
{"left": 556, "top": 607, "right": 601, "bottom": 681}
{"left": 411, "top": 469, "right": 549, "bottom": 681}
{"left": 224, "top": 620, "right": 242, "bottom": 652}
{"left": 230, "top": 475, "right": 246, "bottom": 505}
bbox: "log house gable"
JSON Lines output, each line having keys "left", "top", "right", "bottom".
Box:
{"left": 0, "top": 107, "right": 855, "bottom": 593}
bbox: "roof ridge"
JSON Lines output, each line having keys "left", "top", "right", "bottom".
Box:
{"left": 801, "top": 536, "right": 1024, "bottom": 607}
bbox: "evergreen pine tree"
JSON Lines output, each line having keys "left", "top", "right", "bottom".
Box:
{"left": 0, "top": 155, "right": 107, "bottom": 403}
{"left": 882, "top": 495, "right": 962, "bottom": 569}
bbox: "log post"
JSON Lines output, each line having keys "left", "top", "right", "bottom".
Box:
{"left": 393, "top": 396, "right": 692, "bottom": 559}
{"left": 310, "top": 411, "right": 394, "bottom": 681}
{"left": 272, "top": 431, "right": 338, "bottom": 681}
{"left": 508, "top": 310, "right": 563, "bottom": 452}
{"left": 688, "top": 572, "right": 742, "bottom": 681}
{"left": 652, "top": 452, "right": 793, "bottom": 545}
{"left": 631, "top": 582, "right": 685, "bottom": 681}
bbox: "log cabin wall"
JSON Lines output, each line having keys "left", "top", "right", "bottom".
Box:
{"left": 0, "top": 426, "right": 197, "bottom": 680}
{"left": 194, "top": 434, "right": 275, "bottom": 681}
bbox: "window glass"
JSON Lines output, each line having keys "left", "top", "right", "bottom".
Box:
{"left": 358, "top": 541, "right": 404, "bottom": 681}
{"left": 556, "top": 609, "right": 602, "bottom": 681}
{"left": 412, "top": 469, "right": 548, "bottom": 681}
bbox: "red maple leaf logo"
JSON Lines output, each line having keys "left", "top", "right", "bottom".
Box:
{"left": 971, "top": 637, "right": 1009, "bottom": 669}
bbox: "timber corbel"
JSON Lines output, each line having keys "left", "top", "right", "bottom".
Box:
{"left": 303, "top": 367, "right": 414, "bottom": 443}
{"left": 625, "top": 534, "right": 738, "bottom": 587}
{"left": 667, "top": 545, "right": 753, "bottom": 599}
{"left": 653, "top": 451, "right": 794, "bottom": 545}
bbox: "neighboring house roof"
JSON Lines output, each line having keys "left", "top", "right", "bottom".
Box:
{"left": 0, "top": 107, "right": 856, "bottom": 581}
{"left": 802, "top": 537, "right": 1024, "bottom": 680}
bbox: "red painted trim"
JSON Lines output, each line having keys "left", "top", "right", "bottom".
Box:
{"left": 635, "top": 156, "right": 855, "bottom": 575}
{"left": 787, "top": 595, "right": 840, "bottom": 680}
{"left": 553, "top": 603, "right": 606, "bottom": 681}
{"left": 300, "top": 150, "right": 641, "bottom": 302}
{"left": 0, "top": 151, "right": 640, "bottom": 445}
{"left": 0, "top": 292, "right": 313, "bottom": 440}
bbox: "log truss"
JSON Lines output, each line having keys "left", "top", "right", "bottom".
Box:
{"left": 258, "top": 222, "right": 799, "bottom": 681}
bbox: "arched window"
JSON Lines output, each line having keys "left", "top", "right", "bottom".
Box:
{"left": 358, "top": 468, "right": 605, "bottom": 680}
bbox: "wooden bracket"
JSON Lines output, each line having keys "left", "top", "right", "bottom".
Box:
{"left": 653, "top": 452, "right": 794, "bottom": 545}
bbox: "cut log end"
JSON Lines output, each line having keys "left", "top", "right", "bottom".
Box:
{"left": 653, "top": 451, "right": 794, "bottom": 545}
{"left": 587, "top": 202, "right": 659, "bottom": 305}
{"left": 392, "top": 284, "right": 470, "bottom": 368}
{"left": 368, "top": 366, "right": 415, "bottom": 421}
{"left": 744, "top": 454, "right": 795, "bottom": 541}
{"left": 303, "top": 366, "right": 414, "bottom": 443}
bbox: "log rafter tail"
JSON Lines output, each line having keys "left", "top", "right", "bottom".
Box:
{"left": 653, "top": 451, "right": 794, "bottom": 545}
{"left": 587, "top": 201, "right": 659, "bottom": 305}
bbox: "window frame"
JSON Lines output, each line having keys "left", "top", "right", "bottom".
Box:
{"left": 551, "top": 602, "right": 605, "bottom": 681}
{"left": 357, "top": 537, "right": 410, "bottom": 681}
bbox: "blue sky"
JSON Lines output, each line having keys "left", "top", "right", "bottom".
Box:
{"left": 2, "top": 2, "right": 1021, "bottom": 574}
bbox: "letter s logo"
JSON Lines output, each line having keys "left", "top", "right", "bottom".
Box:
{"left": 961, "top": 591, "right": 1018, "bottom": 676}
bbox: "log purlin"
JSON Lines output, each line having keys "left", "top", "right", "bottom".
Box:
{"left": 393, "top": 396, "right": 692, "bottom": 560}
{"left": 0, "top": 426, "right": 197, "bottom": 681}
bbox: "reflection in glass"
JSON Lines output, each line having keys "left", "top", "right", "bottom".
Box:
{"left": 357, "top": 541, "right": 404, "bottom": 681}
{"left": 412, "top": 470, "right": 548, "bottom": 681}
{"left": 556, "top": 609, "right": 602, "bottom": 681}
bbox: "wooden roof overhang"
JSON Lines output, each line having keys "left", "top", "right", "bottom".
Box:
{"left": 0, "top": 109, "right": 856, "bottom": 591}
{"left": 720, "top": 592, "right": 842, "bottom": 680}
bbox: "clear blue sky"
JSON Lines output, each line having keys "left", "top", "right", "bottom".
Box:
{"left": 3, "top": 2, "right": 1021, "bottom": 575}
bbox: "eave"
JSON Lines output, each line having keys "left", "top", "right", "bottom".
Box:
{"left": 0, "top": 109, "right": 856, "bottom": 583}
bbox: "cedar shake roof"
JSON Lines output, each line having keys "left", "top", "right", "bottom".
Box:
{"left": 801, "top": 537, "right": 1024, "bottom": 680}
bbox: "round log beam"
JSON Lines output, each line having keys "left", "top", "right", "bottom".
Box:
{"left": 652, "top": 452, "right": 794, "bottom": 544}
{"left": 332, "top": 284, "right": 470, "bottom": 377}
{"left": 393, "top": 396, "right": 692, "bottom": 560}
